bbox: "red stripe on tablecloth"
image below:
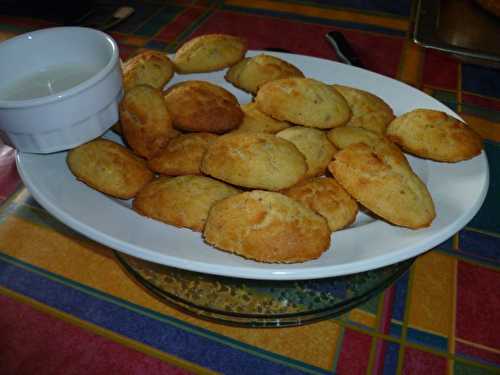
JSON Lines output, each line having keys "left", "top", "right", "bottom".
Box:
{"left": 0, "top": 15, "right": 54, "bottom": 29}
{"left": 156, "top": 7, "right": 207, "bottom": 43}
{"left": 0, "top": 293, "right": 193, "bottom": 375}
{"left": 0, "top": 144, "right": 19, "bottom": 202}
{"left": 335, "top": 328, "right": 372, "bottom": 374}
{"left": 373, "top": 286, "right": 396, "bottom": 374}
{"left": 456, "top": 261, "right": 500, "bottom": 350}
{"left": 402, "top": 347, "right": 447, "bottom": 374}
{"left": 462, "top": 92, "right": 500, "bottom": 112}
{"left": 422, "top": 50, "right": 459, "bottom": 90}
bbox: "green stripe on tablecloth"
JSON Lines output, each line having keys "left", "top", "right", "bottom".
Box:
{"left": 461, "top": 102, "right": 500, "bottom": 123}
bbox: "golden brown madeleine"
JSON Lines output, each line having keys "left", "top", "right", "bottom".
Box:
{"left": 203, "top": 190, "right": 331, "bottom": 263}
{"left": 386, "top": 109, "right": 483, "bottom": 162}
{"left": 67, "top": 139, "right": 154, "bottom": 199}
{"left": 174, "top": 34, "right": 247, "bottom": 73}
{"left": 147, "top": 133, "right": 218, "bottom": 176}
{"left": 327, "top": 126, "right": 410, "bottom": 168}
{"left": 328, "top": 143, "right": 436, "bottom": 229}
{"left": 276, "top": 126, "right": 337, "bottom": 178}
{"left": 225, "top": 54, "right": 304, "bottom": 94}
{"left": 122, "top": 50, "right": 174, "bottom": 91}
{"left": 133, "top": 176, "right": 240, "bottom": 232}
{"left": 332, "top": 84, "right": 394, "bottom": 134}
{"left": 164, "top": 80, "right": 243, "bottom": 133}
{"left": 255, "top": 78, "right": 351, "bottom": 129}
{"left": 201, "top": 132, "right": 307, "bottom": 191}
{"left": 120, "top": 85, "right": 176, "bottom": 159}
{"left": 283, "top": 177, "right": 358, "bottom": 232}
{"left": 232, "top": 102, "right": 290, "bottom": 134}
{"left": 327, "top": 126, "right": 383, "bottom": 149}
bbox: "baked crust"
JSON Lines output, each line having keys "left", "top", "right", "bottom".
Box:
{"left": 147, "top": 133, "right": 218, "bottom": 176}
{"left": 164, "top": 80, "right": 243, "bottom": 133}
{"left": 328, "top": 143, "right": 436, "bottom": 229}
{"left": 386, "top": 109, "right": 483, "bottom": 162}
{"left": 201, "top": 132, "right": 307, "bottom": 191}
{"left": 332, "top": 84, "right": 394, "bottom": 134}
{"left": 203, "top": 190, "right": 331, "bottom": 263}
{"left": 174, "top": 34, "right": 247, "bottom": 73}
{"left": 225, "top": 54, "right": 304, "bottom": 94}
{"left": 67, "top": 139, "right": 154, "bottom": 199}
{"left": 283, "top": 177, "right": 358, "bottom": 232}
{"left": 256, "top": 78, "right": 351, "bottom": 129}
{"left": 133, "top": 176, "right": 240, "bottom": 232}
{"left": 277, "top": 126, "right": 337, "bottom": 178}
{"left": 232, "top": 102, "right": 291, "bottom": 134}
{"left": 120, "top": 85, "right": 176, "bottom": 159}
{"left": 122, "top": 50, "right": 174, "bottom": 91}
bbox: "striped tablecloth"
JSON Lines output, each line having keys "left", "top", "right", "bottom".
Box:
{"left": 1, "top": 1, "right": 499, "bottom": 374}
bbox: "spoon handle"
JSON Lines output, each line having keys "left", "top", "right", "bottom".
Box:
{"left": 325, "top": 31, "right": 364, "bottom": 68}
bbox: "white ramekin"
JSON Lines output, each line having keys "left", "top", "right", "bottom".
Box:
{"left": 0, "top": 27, "right": 123, "bottom": 153}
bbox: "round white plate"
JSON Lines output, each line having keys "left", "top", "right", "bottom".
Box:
{"left": 16, "top": 51, "right": 489, "bottom": 280}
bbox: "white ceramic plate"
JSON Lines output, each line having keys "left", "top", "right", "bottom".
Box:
{"left": 16, "top": 51, "right": 489, "bottom": 280}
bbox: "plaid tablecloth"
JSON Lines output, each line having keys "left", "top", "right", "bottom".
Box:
{"left": 1, "top": 1, "right": 499, "bottom": 374}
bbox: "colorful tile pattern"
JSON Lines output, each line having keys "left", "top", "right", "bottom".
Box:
{"left": 1, "top": 1, "right": 500, "bottom": 374}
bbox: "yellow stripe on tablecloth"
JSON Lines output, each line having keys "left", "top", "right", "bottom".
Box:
{"left": 348, "top": 308, "right": 377, "bottom": 328}
{"left": 407, "top": 252, "right": 455, "bottom": 337}
{"left": 460, "top": 113, "right": 500, "bottom": 142}
{"left": 0, "top": 31, "right": 17, "bottom": 42}
{"left": 397, "top": 40, "right": 424, "bottom": 87}
{"left": 225, "top": 0, "right": 409, "bottom": 31}
{"left": 423, "top": 87, "right": 434, "bottom": 96}
{"left": 110, "top": 32, "right": 148, "bottom": 47}
{"left": 0, "top": 213, "right": 339, "bottom": 370}
{"left": 0, "top": 286, "right": 218, "bottom": 375}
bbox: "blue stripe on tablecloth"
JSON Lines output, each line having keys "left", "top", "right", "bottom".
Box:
{"left": 436, "top": 248, "right": 500, "bottom": 271}
{"left": 382, "top": 341, "right": 399, "bottom": 375}
{"left": 459, "top": 230, "right": 500, "bottom": 265}
{"left": 433, "top": 237, "right": 454, "bottom": 251}
{"left": 455, "top": 351, "right": 500, "bottom": 369}
{"left": 462, "top": 64, "right": 500, "bottom": 99}
{"left": 467, "top": 141, "right": 500, "bottom": 233}
{"left": 0, "top": 253, "right": 331, "bottom": 375}
{"left": 406, "top": 327, "right": 448, "bottom": 352}
{"left": 220, "top": 5, "right": 406, "bottom": 36}
{"left": 389, "top": 322, "right": 402, "bottom": 337}
{"left": 390, "top": 270, "right": 409, "bottom": 323}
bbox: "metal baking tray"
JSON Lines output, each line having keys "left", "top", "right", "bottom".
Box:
{"left": 413, "top": 0, "right": 500, "bottom": 67}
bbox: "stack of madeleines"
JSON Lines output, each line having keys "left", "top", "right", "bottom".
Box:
{"left": 67, "top": 33, "right": 484, "bottom": 264}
